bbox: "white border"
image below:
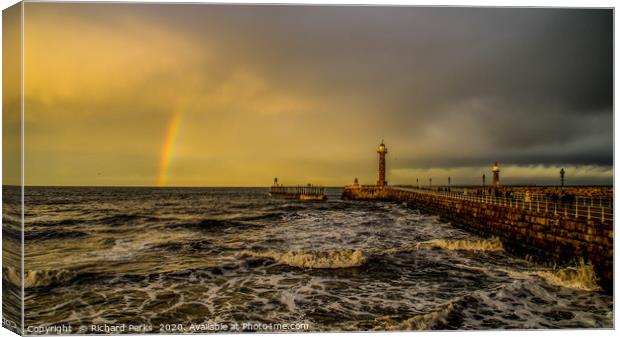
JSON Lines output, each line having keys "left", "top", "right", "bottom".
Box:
{"left": 0, "top": 1, "right": 616, "bottom": 337}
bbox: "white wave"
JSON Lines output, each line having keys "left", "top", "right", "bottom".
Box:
{"left": 372, "top": 303, "right": 454, "bottom": 331}
{"left": 419, "top": 238, "right": 504, "bottom": 252}
{"left": 239, "top": 248, "right": 367, "bottom": 269}
{"left": 501, "top": 263, "right": 601, "bottom": 292}
{"left": 535, "top": 264, "right": 601, "bottom": 291}
{"left": 2, "top": 266, "right": 78, "bottom": 288}
{"left": 386, "top": 237, "right": 503, "bottom": 255}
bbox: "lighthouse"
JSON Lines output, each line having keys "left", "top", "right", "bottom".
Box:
{"left": 492, "top": 162, "right": 500, "bottom": 188}
{"left": 377, "top": 141, "right": 388, "bottom": 187}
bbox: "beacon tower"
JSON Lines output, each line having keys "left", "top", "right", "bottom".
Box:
{"left": 377, "top": 141, "right": 388, "bottom": 187}
{"left": 492, "top": 162, "right": 500, "bottom": 188}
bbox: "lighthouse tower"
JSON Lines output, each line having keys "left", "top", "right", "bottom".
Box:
{"left": 492, "top": 162, "right": 500, "bottom": 188}
{"left": 377, "top": 141, "right": 388, "bottom": 187}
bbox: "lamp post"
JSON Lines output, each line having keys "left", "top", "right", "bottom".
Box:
{"left": 560, "top": 168, "right": 565, "bottom": 189}
{"left": 429, "top": 177, "right": 432, "bottom": 189}
{"left": 482, "top": 174, "right": 486, "bottom": 189}
{"left": 416, "top": 177, "right": 419, "bottom": 189}
{"left": 448, "top": 176, "right": 451, "bottom": 191}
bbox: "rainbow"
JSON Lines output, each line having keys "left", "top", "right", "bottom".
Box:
{"left": 157, "top": 109, "right": 182, "bottom": 186}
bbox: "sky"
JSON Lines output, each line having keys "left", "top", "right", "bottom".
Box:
{"left": 6, "top": 3, "right": 613, "bottom": 186}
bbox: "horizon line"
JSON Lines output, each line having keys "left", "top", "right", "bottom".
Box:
{"left": 1, "top": 184, "right": 614, "bottom": 188}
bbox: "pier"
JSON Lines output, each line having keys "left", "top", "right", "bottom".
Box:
{"left": 270, "top": 178, "right": 327, "bottom": 201}
{"left": 342, "top": 142, "right": 614, "bottom": 292}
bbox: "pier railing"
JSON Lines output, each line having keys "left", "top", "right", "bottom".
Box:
{"left": 390, "top": 186, "right": 613, "bottom": 223}
{"left": 270, "top": 185, "right": 325, "bottom": 196}
{"left": 511, "top": 191, "right": 613, "bottom": 209}
{"left": 444, "top": 187, "right": 613, "bottom": 209}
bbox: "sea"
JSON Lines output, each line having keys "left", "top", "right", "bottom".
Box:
{"left": 2, "top": 187, "right": 614, "bottom": 333}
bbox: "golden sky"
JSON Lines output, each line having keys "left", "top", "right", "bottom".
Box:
{"left": 6, "top": 3, "right": 613, "bottom": 186}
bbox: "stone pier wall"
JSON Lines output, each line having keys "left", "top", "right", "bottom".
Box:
{"left": 342, "top": 186, "right": 614, "bottom": 292}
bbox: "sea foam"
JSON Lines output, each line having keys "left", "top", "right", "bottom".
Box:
{"left": 2, "top": 266, "right": 79, "bottom": 288}
{"left": 239, "top": 248, "right": 367, "bottom": 269}
{"left": 386, "top": 237, "right": 504, "bottom": 255}
{"left": 418, "top": 238, "right": 504, "bottom": 252}
{"left": 373, "top": 303, "right": 454, "bottom": 331}
{"left": 500, "top": 263, "right": 601, "bottom": 291}
{"left": 533, "top": 264, "right": 601, "bottom": 291}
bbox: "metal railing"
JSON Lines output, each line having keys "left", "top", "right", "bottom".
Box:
{"left": 270, "top": 185, "right": 325, "bottom": 196}
{"left": 425, "top": 186, "right": 613, "bottom": 208}
{"left": 390, "top": 186, "right": 613, "bottom": 223}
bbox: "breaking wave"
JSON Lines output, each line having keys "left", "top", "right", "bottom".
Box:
{"left": 373, "top": 303, "right": 455, "bottom": 331}
{"left": 417, "top": 238, "right": 504, "bottom": 252}
{"left": 24, "top": 269, "right": 79, "bottom": 288}
{"left": 386, "top": 237, "right": 504, "bottom": 255}
{"left": 502, "top": 263, "right": 601, "bottom": 292}
{"left": 534, "top": 264, "right": 601, "bottom": 291}
{"left": 2, "top": 266, "right": 21, "bottom": 286}
{"left": 3, "top": 266, "right": 79, "bottom": 288}
{"left": 239, "top": 248, "right": 367, "bottom": 269}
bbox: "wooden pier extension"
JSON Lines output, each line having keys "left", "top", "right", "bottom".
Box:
{"left": 270, "top": 184, "right": 327, "bottom": 201}
{"left": 342, "top": 185, "right": 614, "bottom": 292}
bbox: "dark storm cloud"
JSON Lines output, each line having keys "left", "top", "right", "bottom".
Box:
{"left": 151, "top": 5, "right": 613, "bottom": 169}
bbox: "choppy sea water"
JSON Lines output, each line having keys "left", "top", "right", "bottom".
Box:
{"left": 3, "top": 187, "right": 614, "bottom": 332}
